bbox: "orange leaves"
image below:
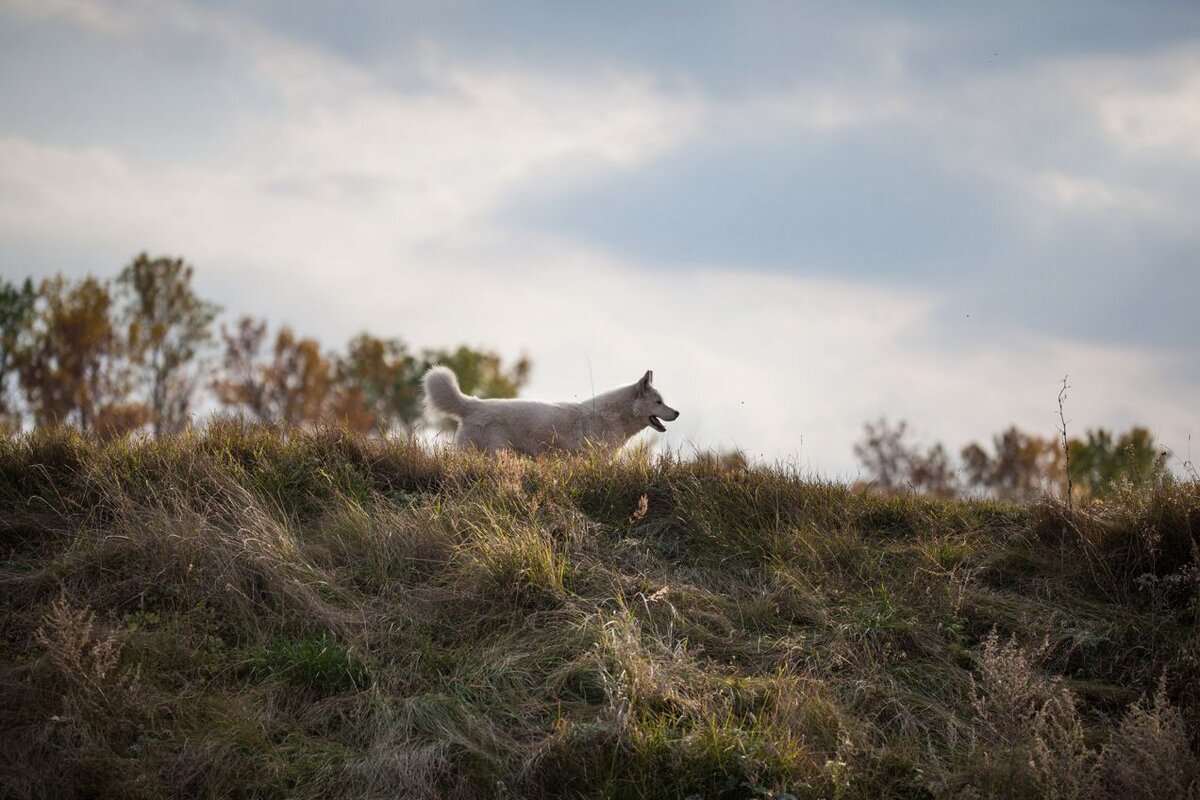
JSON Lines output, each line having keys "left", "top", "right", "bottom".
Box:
{"left": 15, "top": 275, "right": 145, "bottom": 434}
{"left": 6, "top": 257, "right": 531, "bottom": 438}
{"left": 212, "top": 316, "right": 333, "bottom": 426}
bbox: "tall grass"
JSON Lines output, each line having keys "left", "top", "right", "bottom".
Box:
{"left": 0, "top": 423, "right": 1196, "bottom": 798}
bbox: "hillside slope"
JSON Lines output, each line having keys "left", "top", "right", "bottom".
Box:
{"left": 1, "top": 424, "right": 1197, "bottom": 799}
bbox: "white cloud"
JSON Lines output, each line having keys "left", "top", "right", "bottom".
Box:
{"left": 731, "top": 84, "right": 911, "bottom": 132}
{"left": 0, "top": 137, "right": 143, "bottom": 240}
{"left": 868, "top": 42, "right": 1200, "bottom": 236}
{"left": 1100, "top": 73, "right": 1200, "bottom": 162}
{"left": 979, "top": 165, "right": 1177, "bottom": 231}
{"left": 0, "top": 39, "right": 702, "bottom": 288}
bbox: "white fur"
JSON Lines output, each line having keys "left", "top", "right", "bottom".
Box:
{"left": 422, "top": 366, "right": 680, "bottom": 456}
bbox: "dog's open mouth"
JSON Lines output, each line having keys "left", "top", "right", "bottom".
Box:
{"left": 648, "top": 415, "right": 667, "bottom": 432}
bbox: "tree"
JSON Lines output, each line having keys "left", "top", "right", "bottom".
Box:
{"left": 0, "top": 277, "right": 36, "bottom": 428}
{"left": 267, "top": 327, "right": 332, "bottom": 426}
{"left": 421, "top": 345, "right": 530, "bottom": 400}
{"left": 212, "top": 319, "right": 531, "bottom": 432}
{"left": 960, "top": 427, "right": 1065, "bottom": 501}
{"left": 117, "top": 253, "right": 220, "bottom": 436}
{"left": 907, "top": 442, "right": 958, "bottom": 498}
{"left": 854, "top": 418, "right": 1169, "bottom": 501}
{"left": 211, "top": 316, "right": 269, "bottom": 420}
{"left": 854, "top": 418, "right": 912, "bottom": 491}
{"left": 15, "top": 275, "right": 146, "bottom": 436}
{"left": 212, "top": 317, "right": 332, "bottom": 426}
{"left": 328, "top": 333, "right": 420, "bottom": 434}
{"left": 854, "top": 418, "right": 957, "bottom": 497}
{"left": 1068, "top": 427, "right": 1166, "bottom": 498}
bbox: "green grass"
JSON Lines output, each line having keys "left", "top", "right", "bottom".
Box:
{"left": 242, "top": 633, "right": 372, "bottom": 695}
{"left": 0, "top": 422, "right": 1197, "bottom": 799}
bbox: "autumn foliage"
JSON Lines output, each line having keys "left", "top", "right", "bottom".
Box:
{"left": 855, "top": 417, "right": 1171, "bottom": 501}
{"left": 0, "top": 255, "right": 529, "bottom": 437}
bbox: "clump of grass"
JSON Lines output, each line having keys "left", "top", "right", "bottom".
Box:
{"left": 306, "top": 497, "right": 455, "bottom": 591}
{"left": 933, "top": 632, "right": 1200, "bottom": 800}
{"left": 33, "top": 595, "right": 138, "bottom": 721}
{"left": 1093, "top": 679, "right": 1200, "bottom": 800}
{"left": 1, "top": 596, "right": 156, "bottom": 799}
{"left": 939, "top": 631, "right": 1095, "bottom": 798}
{"left": 243, "top": 633, "right": 371, "bottom": 695}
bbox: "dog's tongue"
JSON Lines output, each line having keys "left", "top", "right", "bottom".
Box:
{"left": 648, "top": 415, "right": 666, "bottom": 432}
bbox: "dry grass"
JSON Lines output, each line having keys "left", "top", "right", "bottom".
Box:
{"left": 0, "top": 424, "right": 1197, "bottom": 799}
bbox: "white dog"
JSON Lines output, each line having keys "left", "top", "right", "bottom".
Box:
{"left": 422, "top": 366, "right": 680, "bottom": 456}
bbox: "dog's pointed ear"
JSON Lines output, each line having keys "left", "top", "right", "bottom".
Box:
{"left": 638, "top": 370, "right": 653, "bottom": 392}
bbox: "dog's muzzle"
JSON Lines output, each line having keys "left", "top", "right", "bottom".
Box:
{"left": 648, "top": 408, "right": 679, "bottom": 432}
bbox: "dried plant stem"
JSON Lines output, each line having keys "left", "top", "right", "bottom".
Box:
{"left": 1057, "top": 375, "right": 1073, "bottom": 511}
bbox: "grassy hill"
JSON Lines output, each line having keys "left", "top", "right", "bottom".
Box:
{"left": 1, "top": 423, "right": 1197, "bottom": 799}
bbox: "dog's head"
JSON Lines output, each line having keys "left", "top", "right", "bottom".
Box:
{"left": 633, "top": 370, "right": 679, "bottom": 433}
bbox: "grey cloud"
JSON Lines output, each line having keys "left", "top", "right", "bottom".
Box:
{"left": 0, "top": 12, "right": 271, "bottom": 161}
{"left": 502, "top": 118, "right": 1199, "bottom": 351}
{"left": 502, "top": 126, "right": 1014, "bottom": 281}
{"left": 199, "top": 1, "right": 1200, "bottom": 90}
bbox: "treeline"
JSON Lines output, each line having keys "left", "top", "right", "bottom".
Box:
{"left": 0, "top": 253, "right": 530, "bottom": 438}
{"left": 854, "top": 418, "right": 1173, "bottom": 501}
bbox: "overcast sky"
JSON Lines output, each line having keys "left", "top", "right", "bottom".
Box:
{"left": 2, "top": 0, "right": 1198, "bottom": 476}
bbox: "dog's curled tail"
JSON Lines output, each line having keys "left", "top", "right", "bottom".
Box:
{"left": 422, "top": 365, "right": 474, "bottom": 420}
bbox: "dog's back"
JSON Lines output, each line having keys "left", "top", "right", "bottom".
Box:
{"left": 423, "top": 365, "right": 568, "bottom": 454}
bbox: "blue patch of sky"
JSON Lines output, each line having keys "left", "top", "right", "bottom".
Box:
{"left": 0, "top": 11, "right": 279, "bottom": 165}
{"left": 963, "top": 229, "right": 1200, "bottom": 349}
